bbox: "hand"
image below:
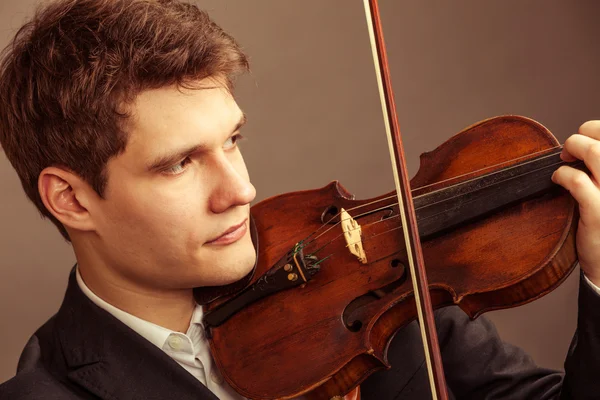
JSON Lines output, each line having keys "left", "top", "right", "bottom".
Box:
{"left": 552, "top": 120, "right": 600, "bottom": 286}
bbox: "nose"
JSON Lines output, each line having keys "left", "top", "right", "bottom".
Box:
{"left": 209, "top": 154, "right": 256, "bottom": 214}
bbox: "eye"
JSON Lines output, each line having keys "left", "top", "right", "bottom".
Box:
{"left": 224, "top": 133, "right": 244, "bottom": 150}
{"left": 164, "top": 157, "right": 192, "bottom": 175}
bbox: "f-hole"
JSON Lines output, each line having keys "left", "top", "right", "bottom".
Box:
{"left": 342, "top": 258, "right": 407, "bottom": 332}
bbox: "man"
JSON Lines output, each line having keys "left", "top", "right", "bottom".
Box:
{"left": 0, "top": 0, "right": 599, "bottom": 399}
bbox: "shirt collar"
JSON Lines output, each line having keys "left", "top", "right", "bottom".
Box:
{"left": 75, "top": 265, "right": 203, "bottom": 350}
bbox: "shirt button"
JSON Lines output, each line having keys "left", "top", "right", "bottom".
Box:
{"left": 168, "top": 335, "right": 183, "bottom": 350}
{"left": 210, "top": 370, "right": 224, "bottom": 385}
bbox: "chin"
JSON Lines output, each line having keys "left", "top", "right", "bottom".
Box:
{"left": 203, "top": 244, "right": 256, "bottom": 287}
{"left": 228, "top": 231, "right": 257, "bottom": 278}
{"left": 224, "top": 252, "right": 256, "bottom": 284}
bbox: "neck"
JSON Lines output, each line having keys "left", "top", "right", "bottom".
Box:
{"left": 73, "top": 247, "right": 196, "bottom": 333}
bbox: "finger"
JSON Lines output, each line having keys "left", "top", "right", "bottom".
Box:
{"left": 559, "top": 148, "right": 577, "bottom": 162}
{"left": 561, "top": 120, "right": 600, "bottom": 162}
{"left": 562, "top": 134, "right": 600, "bottom": 179}
{"left": 579, "top": 120, "right": 600, "bottom": 141}
{"left": 552, "top": 165, "right": 600, "bottom": 211}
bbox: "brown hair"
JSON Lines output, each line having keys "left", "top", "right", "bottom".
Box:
{"left": 0, "top": 0, "right": 249, "bottom": 240}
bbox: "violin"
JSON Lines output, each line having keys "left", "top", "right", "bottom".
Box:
{"left": 196, "top": 1, "right": 585, "bottom": 399}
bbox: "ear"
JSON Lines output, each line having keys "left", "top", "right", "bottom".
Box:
{"left": 38, "top": 166, "right": 97, "bottom": 234}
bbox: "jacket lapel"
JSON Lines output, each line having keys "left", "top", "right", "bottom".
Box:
{"left": 56, "top": 269, "right": 218, "bottom": 400}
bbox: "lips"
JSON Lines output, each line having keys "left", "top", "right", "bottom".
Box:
{"left": 206, "top": 219, "right": 248, "bottom": 245}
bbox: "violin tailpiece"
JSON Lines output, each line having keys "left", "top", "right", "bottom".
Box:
{"left": 203, "top": 243, "right": 320, "bottom": 331}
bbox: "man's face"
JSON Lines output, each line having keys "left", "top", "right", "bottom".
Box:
{"left": 89, "top": 79, "right": 257, "bottom": 291}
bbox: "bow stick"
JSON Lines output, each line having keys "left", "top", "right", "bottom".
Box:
{"left": 363, "top": 1, "right": 449, "bottom": 399}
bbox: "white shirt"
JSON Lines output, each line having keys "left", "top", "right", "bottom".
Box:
{"left": 584, "top": 274, "right": 600, "bottom": 296}
{"left": 75, "top": 267, "right": 245, "bottom": 400}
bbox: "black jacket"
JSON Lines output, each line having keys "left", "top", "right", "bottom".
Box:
{"left": 1, "top": 269, "right": 599, "bottom": 399}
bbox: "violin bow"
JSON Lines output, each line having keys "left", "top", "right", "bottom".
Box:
{"left": 362, "top": 1, "right": 449, "bottom": 399}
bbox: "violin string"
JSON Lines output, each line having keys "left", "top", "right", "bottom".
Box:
{"left": 304, "top": 215, "right": 392, "bottom": 257}
{"left": 409, "top": 157, "right": 582, "bottom": 216}
{"left": 407, "top": 147, "right": 567, "bottom": 206}
{"left": 303, "top": 148, "right": 568, "bottom": 251}
{"left": 401, "top": 145, "right": 565, "bottom": 194}
{"left": 301, "top": 145, "right": 566, "bottom": 250}
{"left": 299, "top": 195, "right": 398, "bottom": 248}
{"left": 303, "top": 154, "right": 582, "bottom": 261}
{"left": 360, "top": 156, "right": 581, "bottom": 248}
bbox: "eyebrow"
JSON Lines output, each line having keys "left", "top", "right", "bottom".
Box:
{"left": 146, "top": 113, "right": 247, "bottom": 172}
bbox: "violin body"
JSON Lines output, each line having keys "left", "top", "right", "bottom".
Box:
{"left": 204, "top": 115, "right": 578, "bottom": 400}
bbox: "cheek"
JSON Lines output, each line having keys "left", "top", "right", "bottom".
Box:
{"left": 105, "top": 179, "right": 206, "bottom": 242}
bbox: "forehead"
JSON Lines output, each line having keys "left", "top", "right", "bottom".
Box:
{"left": 124, "top": 82, "right": 241, "bottom": 158}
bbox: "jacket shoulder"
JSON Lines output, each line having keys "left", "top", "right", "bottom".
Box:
{"left": 0, "top": 369, "right": 81, "bottom": 400}
{"left": 1, "top": 315, "right": 84, "bottom": 399}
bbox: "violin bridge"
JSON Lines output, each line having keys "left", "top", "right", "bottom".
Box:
{"left": 340, "top": 207, "right": 367, "bottom": 264}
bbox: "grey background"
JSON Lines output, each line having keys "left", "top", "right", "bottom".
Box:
{"left": 1, "top": 0, "right": 599, "bottom": 385}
